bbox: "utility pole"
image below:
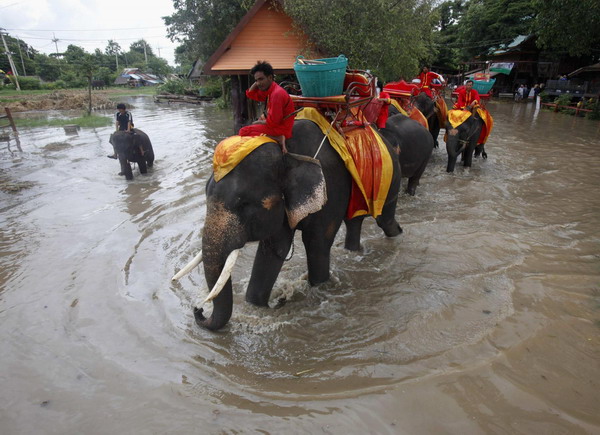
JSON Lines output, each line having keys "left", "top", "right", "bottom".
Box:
{"left": 16, "top": 35, "right": 27, "bottom": 76}
{"left": 143, "top": 41, "right": 148, "bottom": 65}
{"left": 0, "top": 30, "right": 21, "bottom": 91}
{"left": 156, "top": 44, "right": 161, "bottom": 58}
{"left": 52, "top": 33, "right": 59, "bottom": 55}
{"left": 115, "top": 51, "right": 119, "bottom": 71}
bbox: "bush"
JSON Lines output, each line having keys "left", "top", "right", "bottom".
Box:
{"left": 554, "top": 94, "right": 575, "bottom": 114}
{"left": 17, "top": 76, "right": 42, "bottom": 90}
{"left": 587, "top": 99, "right": 600, "bottom": 120}
{"left": 42, "top": 80, "right": 68, "bottom": 90}
{"left": 539, "top": 91, "right": 553, "bottom": 103}
{"left": 157, "top": 78, "right": 194, "bottom": 95}
{"left": 201, "top": 78, "right": 223, "bottom": 98}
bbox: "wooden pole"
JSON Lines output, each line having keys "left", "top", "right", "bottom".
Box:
{"left": 3, "top": 107, "right": 22, "bottom": 151}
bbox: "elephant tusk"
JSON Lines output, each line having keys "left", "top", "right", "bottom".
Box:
{"left": 204, "top": 249, "right": 240, "bottom": 303}
{"left": 171, "top": 250, "right": 203, "bottom": 281}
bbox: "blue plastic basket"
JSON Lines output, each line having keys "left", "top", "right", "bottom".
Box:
{"left": 293, "top": 55, "right": 348, "bottom": 97}
{"left": 472, "top": 78, "right": 496, "bottom": 94}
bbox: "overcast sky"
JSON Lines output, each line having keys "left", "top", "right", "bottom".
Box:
{"left": 1, "top": 0, "right": 180, "bottom": 66}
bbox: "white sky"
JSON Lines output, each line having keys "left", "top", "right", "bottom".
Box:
{"left": 1, "top": 0, "right": 180, "bottom": 66}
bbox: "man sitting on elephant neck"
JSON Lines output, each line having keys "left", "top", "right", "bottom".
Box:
{"left": 108, "top": 103, "right": 135, "bottom": 159}
{"left": 454, "top": 80, "right": 480, "bottom": 110}
{"left": 239, "top": 61, "right": 295, "bottom": 153}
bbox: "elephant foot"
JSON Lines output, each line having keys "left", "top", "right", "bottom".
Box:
{"left": 482, "top": 151, "right": 488, "bottom": 159}
{"left": 383, "top": 223, "right": 402, "bottom": 238}
{"left": 107, "top": 154, "right": 117, "bottom": 159}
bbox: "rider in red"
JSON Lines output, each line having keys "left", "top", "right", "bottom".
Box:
{"left": 239, "top": 61, "right": 295, "bottom": 153}
{"left": 417, "top": 66, "right": 443, "bottom": 98}
{"left": 454, "top": 80, "right": 481, "bottom": 110}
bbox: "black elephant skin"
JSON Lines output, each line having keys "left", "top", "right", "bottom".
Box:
{"left": 445, "top": 112, "right": 486, "bottom": 173}
{"left": 196, "top": 119, "right": 403, "bottom": 330}
{"left": 109, "top": 129, "right": 155, "bottom": 180}
{"left": 413, "top": 92, "right": 442, "bottom": 148}
{"left": 379, "top": 113, "right": 434, "bottom": 196}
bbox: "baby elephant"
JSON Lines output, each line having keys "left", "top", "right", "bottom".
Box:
{"left": 109, "top": 129, "right": 155, "bottom": 180}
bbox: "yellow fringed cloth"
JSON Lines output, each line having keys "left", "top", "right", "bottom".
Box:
{"left": 389, "top": 99, "right": 410, "bottom": 117}
{"left": 213, "top": 135, "right": 276, "bottom": 182}
{"left": 446, "top": 108, "right": 494, "bottom": 145}
{"left": 296, "top": 107, "right": 393, "bottom": 219}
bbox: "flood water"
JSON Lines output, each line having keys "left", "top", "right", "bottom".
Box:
{"left": 1, "top": 97, "right": 599, "bottom": 434}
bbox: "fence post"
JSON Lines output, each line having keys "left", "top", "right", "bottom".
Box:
{"left": 3, "top": 107, "right": 22, "bottom": 151}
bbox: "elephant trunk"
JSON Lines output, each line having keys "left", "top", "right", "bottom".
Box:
{"left": 196, "top": 202, "right": 245, "bottom": 331}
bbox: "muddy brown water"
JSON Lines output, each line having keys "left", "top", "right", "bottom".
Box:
{"left": 1, "top": 97, "right": 599, "bottom": 434}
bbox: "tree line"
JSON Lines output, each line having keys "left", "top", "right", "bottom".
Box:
{"left": 164, "top": 0, "right": 599, "bottom": 82}
{"left": 1, "top": 35, "right": 173, "bottom": 90}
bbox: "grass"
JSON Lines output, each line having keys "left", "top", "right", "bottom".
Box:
{"left": 14, "top": 114, "right": 113, "bottom": 128}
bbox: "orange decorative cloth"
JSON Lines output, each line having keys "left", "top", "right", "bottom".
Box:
{"left": 409, "top": 107, "right": 429, "bottom": 130}
{"left": 446, "top": 108, "right": 494, "bottom": 145}
{"left": 436, "top": 97, "right": 448, "bottom": 128}
{"left": 295, "top": 107, "right": 393, "bottom": 219}
{"left": 213, "top": 135, "right": 276, "bottom": 182}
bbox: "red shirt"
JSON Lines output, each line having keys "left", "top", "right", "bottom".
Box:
{"left": 245, "top": 82, "right": 295, "bottom": 138}
{"left": 418, "top": 71, "right": 439, "bottom": 88}
{"left": 454, "top": 87, "right": 480, "bottom": 109}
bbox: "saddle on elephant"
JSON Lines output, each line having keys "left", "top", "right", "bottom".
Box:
{"left": 447, "top": 107, "right": 494, "bottom": 145}
{"left": 296, "top": 107, "right": 394, "bottom": 220}
{"left": 213, "top": 135, "right": 277, "bottom": 181}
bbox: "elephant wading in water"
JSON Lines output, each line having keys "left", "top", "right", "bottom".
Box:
{"left": 445, "top": 110, "right": 489, "bottom": 173}
{"left": 413, "top": 92, "right": 445, "bottom": 148}
{"left": 174, "top": 119, "right": 403, "bottom": 331}
{"left": 379, "top": 111, "right": 434, "bottom": 196}
{"left": 109, "top": 129, "right": 155, "bottom": 180}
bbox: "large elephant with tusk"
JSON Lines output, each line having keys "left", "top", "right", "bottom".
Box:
{"left": 173, "top": 119, "right": 403, "bottom": 331}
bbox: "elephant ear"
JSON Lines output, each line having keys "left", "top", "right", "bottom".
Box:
{"left": 283, "top": 153, "right": 327, "bottom": 229}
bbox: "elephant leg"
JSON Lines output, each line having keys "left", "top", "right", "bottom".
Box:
{"left": 463, "top": 141, "right": 477, "bottom": 167}
{"left": 375, "top": 198, "right": 403, "bottom": 237}
{"left": 246, "top": 224, "right": 295, "bottom": 307}
{"left": 406, "top": 176, "right": 419, "bottom": 196}
{"left": 302, "top": 223, "right": 338, "bottom": 286}
{"left": 138, "top": 157, "right": 148, "bottom": 174}
{"left": 146, "top": 150, "right": 155, "bottom": 168}
{"left": 118, "top": 154, "right": 133, "bottom": 180}
{"left": 344, "top": 217, "right": 364, "bottom": 251}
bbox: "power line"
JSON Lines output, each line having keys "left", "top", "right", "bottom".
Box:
{"left": 4, "top": 26, "right": 166, "bottom": 32}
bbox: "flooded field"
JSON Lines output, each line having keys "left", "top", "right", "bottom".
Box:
{"left": 1, "top": 97, "right": 599, "bottom": 434}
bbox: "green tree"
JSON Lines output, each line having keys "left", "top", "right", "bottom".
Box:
{"left": 284, "top": 0, "right": 438, "bottom": 81}
{"left": 163, "top": 0, "right": 254, "bottom": 64}
{"left": 129, "top": 39, "right": 154, "bottom": 57}
{"left": 432, "top": 0, "right": 467, "bottom": 71}
{"left": 33, "top": 53, "right": 63, "bottom": 81}
{"left": 0, "top": 33, "right": 37, "bottom": 76}
{"left": 457, "top": 0, "right": 536, "bottom": 60}
{"left": 533, "top": 0, "right": 600, "bottom": 57}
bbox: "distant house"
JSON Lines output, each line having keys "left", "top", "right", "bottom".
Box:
{"left": 192, "top": 0, "right": 321, "bottom": 132}
{"left": 461, "top": 35, "right": 591, "bottom": 95}
{"left": 114, "top": 68, "right": 164, "bottom": 86}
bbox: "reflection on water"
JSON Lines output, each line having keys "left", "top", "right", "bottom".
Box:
{"left": 1, "top": 97, "right": 599, "bottom": 433}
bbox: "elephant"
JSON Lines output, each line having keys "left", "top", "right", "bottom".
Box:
{"left": 378, "top": 112, "right": 434, "bottom": 196}
{"left": 109, "top": 129, "right": 155, "bottom": 180}
{"left": 413, "top": 92, "right": 442, "bottom": 148}
{"left": 445, "top": 111, "right": 487, "bottom": 173}
{"left": 177, "top": 119, "right": 403, "bottom": 331}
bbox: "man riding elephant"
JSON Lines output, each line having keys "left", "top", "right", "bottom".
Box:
{"left": 239, "top": 61, "right": 295, "bottom": 153}
{"left": 454, "top": 80, "right": 481, "bottom": 110}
